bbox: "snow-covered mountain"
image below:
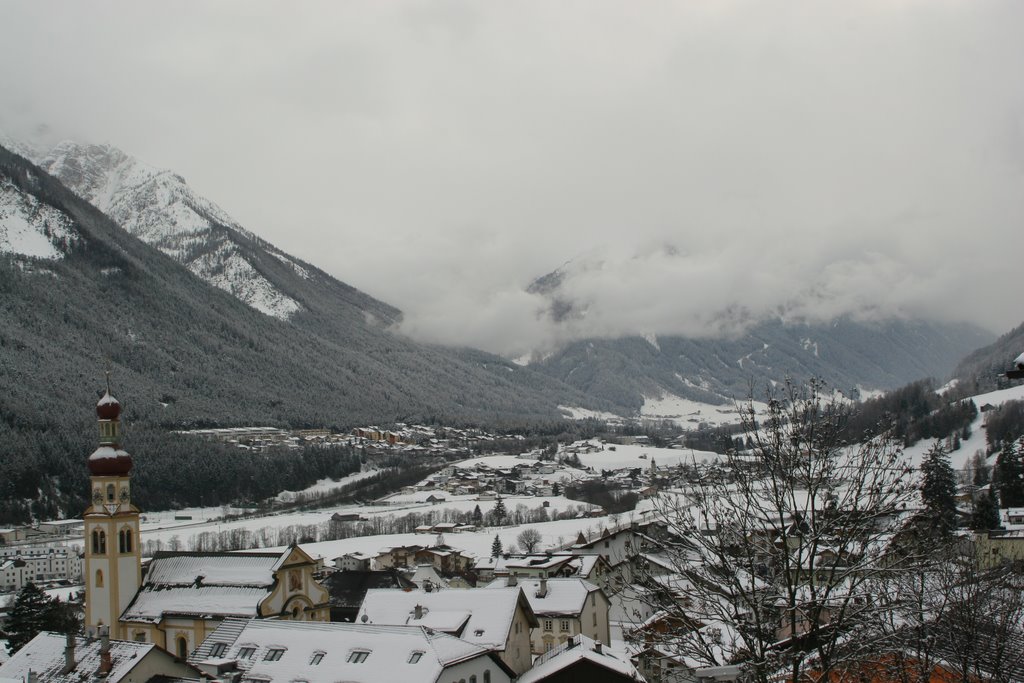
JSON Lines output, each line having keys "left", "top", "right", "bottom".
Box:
{"left": 0, "top": 171, "right": 78, "bottom": 260}
{"left": 30, "top": 140, "right": 305, "bottom": 319}
{"left": 525, "top": 258, "right": 995, "bottom": 410}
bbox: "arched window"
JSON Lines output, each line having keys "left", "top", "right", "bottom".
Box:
{"left": 119, "top": 528, "right": 133, "bottom": 554}
{"left": 484, "top": 671, "right": 491, "bottom": 683}
{"left": 177, "top": 636, "right": 188, "bottom": 660}
{"left": 95, "top": 569, "right": 103, "bottom": 587}
{"left": 106, "top": 483, "right": 115, "bottom": 502}
{"left": 93, "top": 530, "right": 107, "bottom": 554}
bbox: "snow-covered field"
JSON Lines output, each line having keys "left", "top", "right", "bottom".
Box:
{"left": 640, "top": 393, "right": 768, "bottom": 428}
{"left": 572, "top": 443, "right": 719, "bottom": 470}
{"left": 272, "top": 502, "right": 665, "bottom": 564}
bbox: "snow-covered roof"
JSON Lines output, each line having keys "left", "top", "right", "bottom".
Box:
{"left": 357, "top": 587, "right": 537, "bottom": 651}
{"left": 484, "top": 577, "right": 601, "bottom": 617}
{"left": 190, "top": 618, "right": 496, "bottom": 683}
{"left": 144, "top": 551, "right": 281, "bottom": 586}
{"left": 0, "top": 632, "right": 171, "bottom": 683}
{"left": 517, "top": 635, "right": 641, "bottom": 683}
{"left": 121, "top": 584, "right": 268, "bottom": 622}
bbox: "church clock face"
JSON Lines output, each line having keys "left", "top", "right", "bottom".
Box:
{"left": 120, "top": 487, "right": 130, "bottom": 503}
{"left": 93, "top": 489, "right": 103, "bottom": 505}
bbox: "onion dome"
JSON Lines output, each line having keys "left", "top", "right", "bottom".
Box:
{"left": 88, "top": 446, "right": 133, "bottom": 476}
{"left": 96, "top": 391, "right": 121, "bottom": 420}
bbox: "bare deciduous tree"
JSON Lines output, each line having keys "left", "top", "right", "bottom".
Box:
{"left": 518, "top": 527, "right": 543, "bottom": 553}
{"left": 630, "top": 380, "right": 919, "bottom": 683}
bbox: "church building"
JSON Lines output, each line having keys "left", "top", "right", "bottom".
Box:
{"left": 83, "top": 388, "right": 330, "bottom": 657}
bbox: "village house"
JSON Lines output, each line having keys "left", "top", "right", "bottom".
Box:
{"left": 485, "top": 577, "right": 611, "bottom": 655}
{"left": 975, "top": 529, "right": 1024, "bottom": 568}
{"left": 357, "top": 587, "right": 538, "bottom": 675}
{"left": 0, "top": 547, "right": 82, "bottom": 591}
{"left": 517, "top": 635, "right": 644, "bottom": 683}
{"left": 0, "top": 630, "right": 202, "bottom": 683}
{"left": 373, "top": 544, "right": 474, "bottom": 575}
{"left": 189, "top": 617, "right": 514, "bottom": 683}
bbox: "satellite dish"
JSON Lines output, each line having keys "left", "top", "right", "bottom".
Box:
{"left": 361, "top": 614, "right": 368, "bottom": 623}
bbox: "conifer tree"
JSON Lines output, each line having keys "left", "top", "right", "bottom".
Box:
{"left": 920, "top": 441, "right": 958, "bottom": 538}
{"left": 994, "top": 439, "right": 1024, "bottom": 507}
{"left": 472, "top": 504, "right": 483, "bottom": 524}
{"left": 492, "top": 496, "right": 507, "bottom": 525}
{"left": 5, "top": 583, "right": 77, "bottom": 654}
{"left": 491, "top": 534, "right": 502, "bottom": 558}
{"left": 970, "top": 491, "right": 1001, "bottom": 531}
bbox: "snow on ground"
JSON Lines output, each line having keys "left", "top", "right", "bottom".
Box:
{"left": 44, "top": 585, "right": 84, "bottom": 603}
{"left": 0, "top": 178, "right": 77, "bottom": 259}
{"left": 138, "top": 494, "right": 595, "bottom": 549}
{"left": 558, "top": 405, "right": 623, "bottom": 422}
{"left": 574, "top": 443, "right": 720, "bottom": 470}
{"left": 275, "top": 467, "right": 387, "bottom": 501}
{"left": 640, "top": 393, "right": 768, "bottom": 428}
{"left": 269, "top": 503, "right": 665, "bottom": 563}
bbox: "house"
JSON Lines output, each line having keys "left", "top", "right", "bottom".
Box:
{"left": 333, "top": 551, "right": 373, "bottom": 572}
{"left": 189, "top": 617, "right": 514, "bottom": 683}
{"left": 357, "top": 587, "right": 538, "bottom": 675}
{"left": 374, "top": 544, "right": 474, "bottom": 575}
{"left": 119, "top": 545, "right": 331, "bottom": 657}
{"left": 485, "top": 577, "right": 611, "bottom": 655}
{"left": 0, "top": 631, "right": 202, "bottom": 683}
{"left": 975, "top": 529, "right": 1024, "bottom": 568}
{"left": 516, "top": 635, "right": 643, "bottom": 683}
{"left": 323, "top": 569, "right": 416, "bottom": 622}
{"left": 36, "top": 520, "right": 85, "bottom": 537}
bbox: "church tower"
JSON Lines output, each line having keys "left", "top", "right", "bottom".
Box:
{"left": 83, "top": 387, "right": 141, "bottom": 638}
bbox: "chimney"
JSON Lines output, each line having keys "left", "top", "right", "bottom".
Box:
{"left": 506, "top": 574, "right": 517, "bottom": 587}
{"left": 536, "top": 578, "right": 548, "bottom": 598}
{"left": 62, "top": 632, "right": 76, "bottom": 674}
{"left": 594, "top": 640, "right": 603, "bottom": 654}
{"left": 414, "top": 604, "right": 423, "bottom": 619}
{"left": 27, "top": 672, "right": 39, "bottom": 683}
{"left": 98, "top": 626, "right": 112, "bottom": 676}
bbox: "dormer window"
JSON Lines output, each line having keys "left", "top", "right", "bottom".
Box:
{"left": 347, "top": 650, "right": 370, "bottom": 663}
{"left": 238, "top": 647, "right": 256, "bottom": 659}
{"left": 209, "top": 643, "right": 227, "bottom": 658}
{"left": 264, "top": 648, "right": 286, "bottom": 661}
{"left": 310, "top": 652, "right": 324, "bottom": 665}
{"left": 408, "top": 652, "right": 424, "bottom": 664}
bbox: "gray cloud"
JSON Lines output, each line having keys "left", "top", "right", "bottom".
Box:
{"left": 1, "top": 1, "right": 1022, "bottom": 356}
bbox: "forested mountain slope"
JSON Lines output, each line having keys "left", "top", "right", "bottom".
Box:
{"left": 524, "top": 261, "right": 993, "bottom": 409}
{"left": 0, "top": 144, "right": 621, "bottom": 520}
{"left": 951, "top": 321, "right": 1024, "bottom": 395}
{"left": 527, "top": 319, "right": 993, "bottom": 411}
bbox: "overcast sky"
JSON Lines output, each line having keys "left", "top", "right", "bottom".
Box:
{"left": 2, "top": 1, "right": 1022, "bottom": 356}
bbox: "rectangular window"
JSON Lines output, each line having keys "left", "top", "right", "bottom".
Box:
{"left": 264, "top": 648, "right": 285, "bottom": 662}
{"left": 560, "top": 620, "right": 570, "bottom": 631}
{"left": 310, "top": 653, "right": 324, "bottom": 665}
{"left": 408, "top": 652, "right": 423, "bottom": 664}
{"left": 544, "top": 620, "right": 553, "bottom": 631}
{"left": 209, "top": 643, "right": 227, "bottom": 658}
{"left": 347, "top": 651, "right": 370, "bottom": 663}
{"left": 238, "top": 647, "right": 255, "bottom": 659}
